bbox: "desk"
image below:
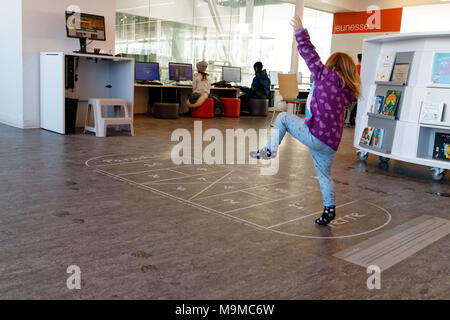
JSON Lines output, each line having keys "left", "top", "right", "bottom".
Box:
{"left": 134, "top": 84, "right": 240, "bottom": 114}
{"left": 40, "top": 52, "right": 134, "bottom": 134}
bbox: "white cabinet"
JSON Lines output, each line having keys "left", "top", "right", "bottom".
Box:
{"left": 40, "top": 52, "right": 134, "bottom": 134}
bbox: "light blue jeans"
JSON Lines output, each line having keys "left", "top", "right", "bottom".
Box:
{"left": 267, "top": 112, "right": 336, "bottom": 206}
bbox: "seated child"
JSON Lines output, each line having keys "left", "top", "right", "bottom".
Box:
{"left": 190, "top": 61, "right": 223, "bottom": 115}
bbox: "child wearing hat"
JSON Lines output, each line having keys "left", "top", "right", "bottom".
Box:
{"left": 190, "top": 61, "right": 223, "bottom": 115}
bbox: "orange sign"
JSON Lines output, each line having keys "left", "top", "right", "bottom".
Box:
{"left": 333, "top": 8, "right": 403, "bottom": 34}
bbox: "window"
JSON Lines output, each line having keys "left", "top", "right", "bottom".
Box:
{"left": 116, "top": 0, "right": 332, "bottom": 85}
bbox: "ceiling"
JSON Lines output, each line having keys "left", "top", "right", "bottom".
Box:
{"left": 281, "top": 0, "right": 450, "bottom": 13}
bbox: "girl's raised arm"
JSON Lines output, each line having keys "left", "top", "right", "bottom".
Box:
{"left": 291, "top": 16, "right": 328, "bottom": 82}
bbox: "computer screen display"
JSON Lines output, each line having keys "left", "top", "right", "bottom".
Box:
{"left": 135, "top": 62, "right": 160, "bottom": 81}
{"left": 269, "top": 71, "right": 280, "bottom": 86}
{"left": 222, "top": 66, "right": 241, "bottom": 83}
{"left": 169, "top": 63, "right": 193, "bottom": 81}
{"left": 66, "top": 11, "right": 106, "bottom": 41}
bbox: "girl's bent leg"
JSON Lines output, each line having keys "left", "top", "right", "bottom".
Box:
{"left": 310, "top": 149, "right": 336, "bottom": 207}
{"left": 266, "top": 112, "right": 313, "bottom": 152}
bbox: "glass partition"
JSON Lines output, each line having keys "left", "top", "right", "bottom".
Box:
{"left": 116, "top": 0, "right": 333, "bottom": 85}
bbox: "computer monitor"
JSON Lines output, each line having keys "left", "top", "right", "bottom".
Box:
{"left": 222, "top": 66, "right": 241, "bottom": 83}
{"left": 269, "top": 71, "right": 280, "bottom": 86}
{"left": 135, "top": 62, "right": 160, "bottom": 82}
{"left": 169, "top": 63, "right": 193, "bottom": 82}
{"left": 66, "top": 11, "right": 106, "bottom": 53}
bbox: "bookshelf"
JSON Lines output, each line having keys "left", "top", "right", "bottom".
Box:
{"left": 354, "top": 32, "right": 450, "bottom": 182}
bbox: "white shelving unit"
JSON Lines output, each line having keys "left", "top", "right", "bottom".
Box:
{"left": 354, "top": 32, "right": 450, "bottom": 182}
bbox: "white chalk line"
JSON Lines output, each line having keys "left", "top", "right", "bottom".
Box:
{"left": 222, "top": 191, "right": 315, "bottom": 215}
{"left": 141, "top": 170, "right": 233, "bottom": 184}
{"left": 166, "top": 168, "right": 191, "bottom": 176}
{"left": 88, "top": 157, "right": 162, "bottom": 167}
{"left": 86, "top": 154, "right": 392, "bottom": 240}
{"left": 193, "top": 182, "right": 285, "bottom": 201}
{"left": 189, "top": 171, "right": 235, "bottom": 200}
{"left": 267, "top": 201, "right": 358, "bottom": 229}
{"left": 118, "top": 165, "right": 197, "bottom": 176}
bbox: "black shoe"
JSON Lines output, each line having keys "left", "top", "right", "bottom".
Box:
{"left": 250, "top": 147, "right": 277, "bottom": 160}
{"left": 315, "top": 206, "right": 336, "bottom": 226}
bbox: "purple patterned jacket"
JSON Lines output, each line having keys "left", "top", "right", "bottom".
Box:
{"left": 296, "top": 28, "right": 353, "bottom": 151}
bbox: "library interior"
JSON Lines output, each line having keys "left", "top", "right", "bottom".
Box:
{"left": 0, "top": 0, "right": 449, "bottom": 301}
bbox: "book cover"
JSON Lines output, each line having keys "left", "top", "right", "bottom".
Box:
{"left": 433, "top": 132, "right": 450, "bottom": 161}
{"left": 391, "top": 63, "right": 410, "bottom": 84}
{"left": 376, "top": 96, "right": 385, "bottom": 114}
{"left": 370, "top": 96, "right": 377, "bottom": 113}
{"left": 431, "top": 52, "right": 450, "bottom": 85}
{"left": 376, "top": 53, "right": 395, "bottom": 82}
{"left": 419, "top": 102, "right": 445, "bottom": 123}
{"left": 382, "top": 90, "right": 401, "bottom": 116}
{"left": 360, "top": 127, "right": 375, "bottom": 146}
{"left": 371, "top": 128, "right": 385, "bottom": 149}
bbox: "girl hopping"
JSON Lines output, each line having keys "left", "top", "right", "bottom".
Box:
{"left": 251, "top": 16, "right": 361, "bottom": 226}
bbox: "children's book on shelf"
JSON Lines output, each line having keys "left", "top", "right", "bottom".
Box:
{"left": 391, "top": 63, "right": 410, "bottom": 84}
{"left": 376, "top": 96, "right": 385, "bottom": 114}
{"left": 360, "top": 127, "right": 375, "bottom": 145}
{"left": 433, "top": 132, "right": 450, "bottom": 161}
{"left": 370, "top": 96, "right": 376, "bottom": 113}
{"left": 371, "top": 128, "right": 384, "bottom": 149}
{"left": 382, "top": 90, "right": 401, "bottom": 116}
{"left": 419, "top": 102, "right": 445, "bottom": 124}
{"left": 431, "top": 52, "right": 450, "bottom": 85}
{"left": 376, "top": 53, "right": 395, "bottom": 82}
{"left": 369, "top": 96, "right": 385, "bottom": 114}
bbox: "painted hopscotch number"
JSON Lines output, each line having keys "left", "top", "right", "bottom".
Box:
{"left": 144, "top": 162, "right": 163, "bottom": 168}
{"left": 330, "top": 213, "right": 366, "bottom": 228}
{"left": 288, "top": 203, "right": 305, "bottom": 210}
{"left": 102, "top": 155, "right": 157, "bottom": 164}
{"left": 224, "top": 199, "right": 240, "bottom": 205}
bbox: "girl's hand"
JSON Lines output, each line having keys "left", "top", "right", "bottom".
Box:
{"left": 291, "top": 15, "right": 304, "bottom": 31}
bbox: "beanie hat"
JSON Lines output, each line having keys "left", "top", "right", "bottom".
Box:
{"left": 197, "top": 61, "right": 208, "bottom": 73}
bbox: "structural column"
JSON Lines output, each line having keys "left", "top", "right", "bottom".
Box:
{"left": 290, "top": 0, "right": 305, "bottom": 74}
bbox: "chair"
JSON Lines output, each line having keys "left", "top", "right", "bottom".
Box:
{"left": 84, "top": 98, "right": 134, "bottom": 138}
{"left": 191, "top": 98, "right": 215, "bottom": 118}
{"left": 220, "top": 98, "right": 241, "bottom": 118}
{"left": 344, "top": 100, "right": 357, "bottom": 126}
{"left": 153, "top": 103, "right": 180, "bottom": 119}
{"left": 249, "top": 99, "right": 269, "bottom": 116}
{"left": 271, "top": 74, "right": 305, "bottom": 126}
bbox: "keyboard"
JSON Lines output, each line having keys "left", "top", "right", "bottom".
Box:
{"left": 137, "top": 81, "right": 163, "bottom": 86}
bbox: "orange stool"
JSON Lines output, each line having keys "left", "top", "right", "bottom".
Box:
{"left": 191, "top": 98, "right": 214, "bottom": 118}
{"left": 220, "top": 98, "right": 241, "bottom": 118}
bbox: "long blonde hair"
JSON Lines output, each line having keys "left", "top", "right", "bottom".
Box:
{"left": 325, "top": 52, "right": 362, "bottom": 99}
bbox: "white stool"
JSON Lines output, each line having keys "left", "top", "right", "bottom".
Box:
{"left": 85, "top": 98, "right": 134, "bottom": 138}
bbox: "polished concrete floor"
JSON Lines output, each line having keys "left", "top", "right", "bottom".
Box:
{"left": 0, "top": 115, "right": 448, "bottom": 300}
